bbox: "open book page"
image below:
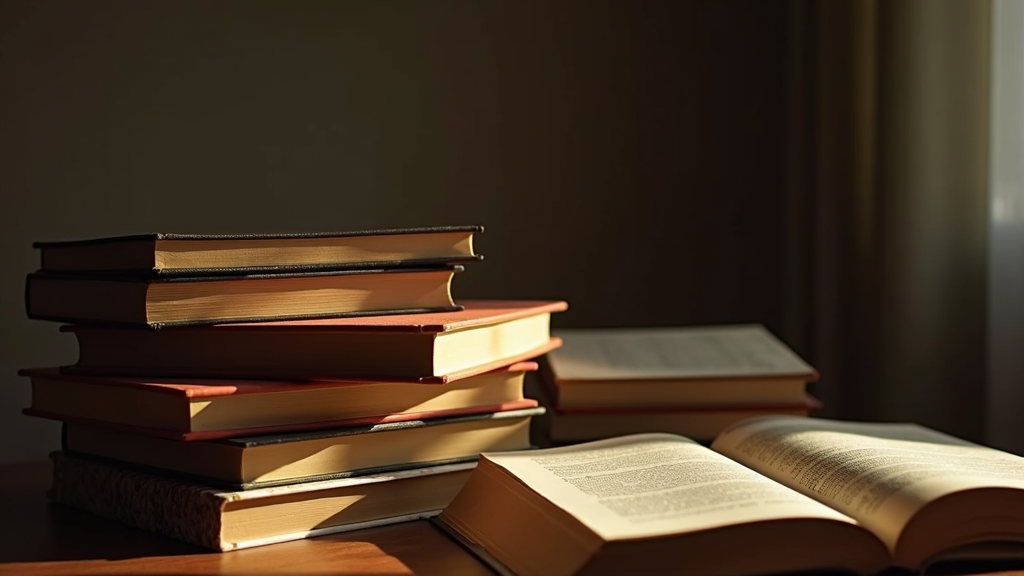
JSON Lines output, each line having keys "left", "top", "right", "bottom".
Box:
{"left": 482, "top": 433, "right": 859, "bottom": 542}
{"left": 711, "top": 417, "right": 1024, "bottom": 552}
{"left": 548, "top": 325, "right": 814, "bottom": 380}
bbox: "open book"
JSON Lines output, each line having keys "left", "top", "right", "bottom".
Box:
{"left": 438, "top": 416, "right": 1024, "bottom": 576}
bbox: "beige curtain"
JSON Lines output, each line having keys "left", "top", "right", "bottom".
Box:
{"left": 987, "top": 0, "right": 1024, "bottom": 455}
{"left": 787, "top": 0, "right": 996, "bottom": 445}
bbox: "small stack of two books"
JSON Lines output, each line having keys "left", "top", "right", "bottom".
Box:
{"left": 534, "top": 324, "right": 820, "bottom": 445}
{"left": 20, "top": 227, "right": 566, "bottom": 550}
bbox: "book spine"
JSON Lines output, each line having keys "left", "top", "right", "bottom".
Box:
{"left": 47, "top": 452, "right": 226, "bottom": 550}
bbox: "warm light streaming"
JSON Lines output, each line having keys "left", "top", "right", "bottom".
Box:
{"left": 217, "top": 538, "right": 416, "bottom": 575}
{"left": 992, "top": 187, "right": 1024, "bottom": 224}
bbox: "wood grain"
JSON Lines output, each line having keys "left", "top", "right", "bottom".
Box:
{"left": 0, "top": 462, "right": 493, "bottom": 575}
{"left": 1, "top": 461, "right": 1021, "bottom": 576}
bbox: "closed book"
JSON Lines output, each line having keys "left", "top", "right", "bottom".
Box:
{"left": 33, "top": 225, "right": 482, "bottom": 276}
{"left": 529, "top": 376, "right": 820, "bottom": 443}
{"left": 48, "top": 451, "right": 476, "bottom": 552}
{"left": 25, "top": 266, "right": 462, "bottom": 328}
{"left": 60, "top": 300, "right": 568, "bottom": 381}
{"left": 540, "top": 397, "right": 821, "bottom": 444}
{"left": 543, "top": 324, "right": 818, "bottom": 409}
{"left": 61, "top": 405, "right": 544, "bottom": 489}
{"left": 21, "top": 362, "right": 537, "bottom": 440}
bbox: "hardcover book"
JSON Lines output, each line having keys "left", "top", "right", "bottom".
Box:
{"left": 33, "top": 225, "right": 483, "bottom": 276}
{"left": 61, "top": 405, "right": 544, "bottom": 489}
{"left": 543, "top": 324, "right": 818, "bottom": 409}
{"left": 21, "top": 362, "right": 538, "bottom": 440}
{"left": 25, "top": 266, "right": 462, "bottom": 328}
{"left": 60, "top": 300, "right": 568, "bottom": 381}
{"left": 48, "top": 451, "right": 476, "bottom": 552}
{"left": 536, "top": 393, "right": 821, "bottom": 444}
{"left": 438, "top": 416, "right": 1024, "bottom": 576}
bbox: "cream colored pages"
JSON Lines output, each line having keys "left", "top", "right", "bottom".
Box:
{"left": 483, "top": 433, "right": 858, "bottom": 542}
{"left": 711, "top": 416, "right": 1024, "bottom": 552}
{"left": 548, "top": 325, "right": 814, "bottom": 380}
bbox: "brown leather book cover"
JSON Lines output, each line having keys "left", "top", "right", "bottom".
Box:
{"left": 22, "top": 361, "right": 543, "bottom": 440}
{"left": 59, "top": 300, "right": 568, "bottom": 382}
{"left": 27, "top": 399, "right": 541, "bottom": 442}
{"left": 60, "top": 338, "right": 562, "bottom": 383}
{"left": 27, "top": 266, "right": 463, "bottom": 329}
{"left": 547, "top": 394, "right": 822, "bottom": 415}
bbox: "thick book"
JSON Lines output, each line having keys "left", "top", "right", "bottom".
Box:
{"left": 528, "top": 374, "right": 820, "bottom": 444}
{"left": 33, "top": 226, "right": 483, "bottom": 276}
{"left": 48, "top": 451, "right": 476, "bottom": 552}
{"left": 61, "top": 405, "right": 544, "bottom": 489}
{"left": 538, "top": 396, "right": 822, "bottom": 444}
{"left": 60, "top": 300, "right": 568, "bottom": 381}
{"left": 543, "top": 324, "right": 818, "bottom": 409}
{"left": 21, "top": 362, "right": 537, "bottom": 440}
{"left": 25, "top": 266, "right": 462, "bottom": 328}
{"left": 438, "top": 417, "right": 1024, "bottom": 576}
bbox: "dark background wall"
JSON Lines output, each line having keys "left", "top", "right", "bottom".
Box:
{"left": 0, "top": 0, "right": 796, "bottom": 463}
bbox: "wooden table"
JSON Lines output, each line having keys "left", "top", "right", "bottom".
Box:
{"left": 2, "top": 461, "right": 1022, "bottom": 576}
{"left": 0, "top": 462, "right": 494, "bottom": 575}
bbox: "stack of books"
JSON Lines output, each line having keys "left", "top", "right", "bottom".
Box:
{"left": 19, "top": 227, "right": 567, "bottom": 551}
{"left": 533, "top": 324, "right": 820, "bottom": 444}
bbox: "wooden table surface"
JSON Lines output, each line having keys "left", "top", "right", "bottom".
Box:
{"left": 2, "top": 461, "right": 1022, "bottom": 576}
{"left": 0, "top": 461, "right": 495, "bottom": 575}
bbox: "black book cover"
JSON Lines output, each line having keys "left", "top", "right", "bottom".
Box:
{"left": 34, "top": 225, "right": 484, "bottom": 277}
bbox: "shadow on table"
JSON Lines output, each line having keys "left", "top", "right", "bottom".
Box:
{"left": 0, "top": 501, "right": 207, "bottom": 563}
